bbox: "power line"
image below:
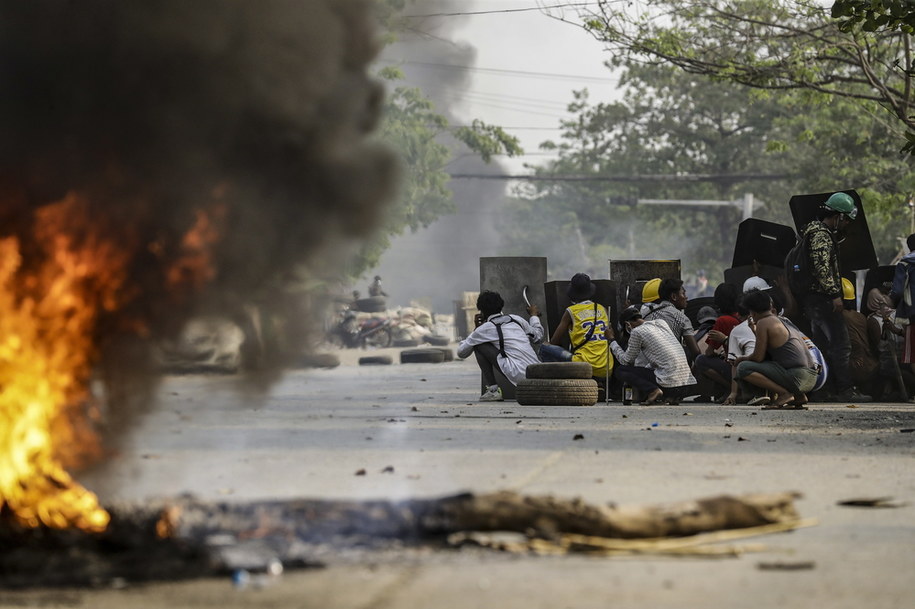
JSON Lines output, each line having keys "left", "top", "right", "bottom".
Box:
{"left": 448, "top": 173, "right": 793, "bottom": 183}
{"left": 403, "top": 2, "right": 600, "bottom": 18}
{"left": 407, "top": 83, "right": 572, "bottom": 111}
{"left": 381, "top": 59, "right": 613, "bottom": 83}
{"left": 451, "top": 126, "right": 563, "bottom": 130}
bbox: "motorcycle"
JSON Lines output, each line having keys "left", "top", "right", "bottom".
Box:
{"left": 327, "top": 310, "right": 393, "bottom": 349}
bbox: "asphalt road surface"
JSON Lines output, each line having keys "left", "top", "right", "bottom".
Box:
{"left": 5, "top": 347, "right": 914, "bottom": 608}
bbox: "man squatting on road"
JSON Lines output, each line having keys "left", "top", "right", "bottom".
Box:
{"left": 734, "top": 289, "right": 819, "bottom": 409}
{"left": 539, "top": 273, "right": 613, "bottom": 395}
{"left": 457, "top": 290, "right": 543, "bottom": 402}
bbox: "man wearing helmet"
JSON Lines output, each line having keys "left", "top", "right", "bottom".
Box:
{"left": 800, "top": 191, "right": 871, "bottom": 402}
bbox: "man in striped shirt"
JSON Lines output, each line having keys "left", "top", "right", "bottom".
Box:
{"left": 609, "top": 306, "right": 696, "bottom": 405}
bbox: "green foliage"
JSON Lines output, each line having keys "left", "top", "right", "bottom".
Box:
{"left": 832, "top": 0, "right": 915, "bottom": 33}
{"left": 453, "top": 120, "right": 523, "bottom": 163}
{"left": 497, "top": 60, "right": 915, "bottom": 281}
{"left": 584, "top": 0, "right": 915, "bottom": 155}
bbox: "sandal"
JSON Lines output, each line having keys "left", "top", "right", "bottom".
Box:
{"left": 640, "top": 389, "right": 664, "bottom": 406}
{"left": 761, "top": 403, "right": 808, "bottom": 410}
{"left": 747, "top": 395, "right": 771, "bottom": 406}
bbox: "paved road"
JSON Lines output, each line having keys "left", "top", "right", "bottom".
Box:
{"left": 5, "top": 350, "right": 915, "bottom": 608}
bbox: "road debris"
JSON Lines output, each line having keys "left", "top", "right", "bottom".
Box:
{"left": 757, "top": 560, "right": 816, "bottom": 571}
{"left": 0, "top": 490, "right": 813, "bottom": 587}
{"left": 837, "top": 497, "right": 908, "bottom": 508}
{"left": 450, "top": 517, "right": 816, "bottom": 558}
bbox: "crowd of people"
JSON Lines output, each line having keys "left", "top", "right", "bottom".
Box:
{"left": 458, "top": 191, "right": 915, "bottom": 407}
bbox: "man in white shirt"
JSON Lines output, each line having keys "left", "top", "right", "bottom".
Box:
{"left": 457, "top": 290, "right": 544, "bottom": 402}
{"left": 722, "top": 309, "right": 758, "bottom": 405}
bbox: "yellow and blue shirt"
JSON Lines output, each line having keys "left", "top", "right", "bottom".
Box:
{"left": 566, "top": 301, "right": 612, "bottom": 377}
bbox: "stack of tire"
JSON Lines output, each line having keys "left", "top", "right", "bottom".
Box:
{"left": 516, "top": 362, "right": 598, "bottom": 406}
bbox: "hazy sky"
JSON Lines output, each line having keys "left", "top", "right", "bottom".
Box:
{"left": 406, "top": 0, "right": 620, "bottom": 172}
{"left": 364, "top": 1, "right": 622, "bottom": 311}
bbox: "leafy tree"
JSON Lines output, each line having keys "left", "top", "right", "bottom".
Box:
{"left": 498, "top": 60, "right": 915, "bottom": 280}
{"left": 574, "top": 0, "right": 915, "bottom": 153}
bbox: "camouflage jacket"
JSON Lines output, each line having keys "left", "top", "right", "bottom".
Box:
{"left": 802, "top": 220, "right": 841, "bottom": 298}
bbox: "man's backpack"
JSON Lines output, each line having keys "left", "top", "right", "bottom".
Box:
{"left": 784, "top": 232, "right": 812, "bottom": 296}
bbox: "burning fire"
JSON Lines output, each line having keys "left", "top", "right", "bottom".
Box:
{"left": 0, "top": 192, "right": 221, "bottom": 533}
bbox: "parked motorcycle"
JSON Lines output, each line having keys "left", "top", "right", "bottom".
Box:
{"left": 327, "top": 310, "right": 393, "bottom": 349}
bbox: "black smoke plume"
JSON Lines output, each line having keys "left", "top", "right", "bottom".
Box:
{"left": 0, "top": 1, "right": 396, "bottom": 439}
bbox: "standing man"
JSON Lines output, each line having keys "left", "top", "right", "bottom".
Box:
{"left": 890, "top": 233, "right": 915, "bottom": 377}
{"left": 800, "top": 192, "right": 871, "bottom": 402}
{"left": 368, "top": 275, "right": 388, "bottom": 298}
{"left": 457, "top": 290, "right": 543, "bottom": 402}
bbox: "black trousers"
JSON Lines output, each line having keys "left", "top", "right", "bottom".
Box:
{"left": 613, "top": 364, "right": 659, "bottom": 394}
{"left": 804, "top": 293, "right": 852, "bottom": 393}
{"left": 473, "top": 342, "right": 501, "bottom": 387}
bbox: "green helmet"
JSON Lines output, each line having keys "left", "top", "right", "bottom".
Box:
{"left": 824, "top": 192, "right": 857, "bottom": 220}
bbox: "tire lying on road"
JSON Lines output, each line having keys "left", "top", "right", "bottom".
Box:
{"left": 425, "top": 335, "right": 451, "bottom": 346}
{"left": 434, "top": 347, "right": 454, "bottom": 362}
{"left": 298, "top": 352, "right": 341, "bottom": 369}
{"left": 358, "top": 355, "right": 393, "bottom": 366}
{"left": 516, "top": 378, "right": 599, "bottom": 406}
{"left": 525, "top": 361, "right": 593, "bottom": 380}
{"left": 399, "top": 348, "right": 446, "bottom": 364}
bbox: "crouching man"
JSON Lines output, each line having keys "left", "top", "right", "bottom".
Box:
{"left": 457, "top": 290, "right": 544, "bottom": 402}
{"left": 734, "top": 289, "right": 819, "bottom": 409}
{"left": 609, "top": 306, "right": 696, "bottom": 405}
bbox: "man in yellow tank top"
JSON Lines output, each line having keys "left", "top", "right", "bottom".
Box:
{"left": 540, "top": 273, "right": 613, "bottom": 380}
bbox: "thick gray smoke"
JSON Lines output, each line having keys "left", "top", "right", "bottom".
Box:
{"left": 0, "top": 1, "right": 396, "bottom": 432}
{"left": 0, "top": 2, "right": 394, "bottom": 331}
{"left": 365, "top": 3, "right": 508, "bottom": 313}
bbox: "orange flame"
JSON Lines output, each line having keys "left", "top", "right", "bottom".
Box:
{"left": 0, "top": 193, "right": 135, "bottom": 532}
{"left": 0, "top": 192, "right": 224, "bottom": 533}
{"left": 165, "top": 203, "right": 226, "bottom": 294}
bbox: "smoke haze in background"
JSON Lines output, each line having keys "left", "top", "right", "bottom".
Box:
{"left": 0, "top": 0, "right": 396, "bottom": 432}
{"left": 365, "top": 2, "right": 510, "bottom": 313}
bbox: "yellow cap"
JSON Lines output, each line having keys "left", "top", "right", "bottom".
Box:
{"left": 642, "top": 278, "right": 661, "bottom": 303}
{"left": 842, "top": 277, "right": 855, "bottom": 301}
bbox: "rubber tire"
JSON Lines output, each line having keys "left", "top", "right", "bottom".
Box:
{"left": 426, "top": 335, "right": 451, "bottom": 346}
{"left": 358, "top": 355, "right": 393, "bottom": 366}
{"left": 526, "top": 361, "right": 593, "bottom": 379}
{"left": 297, "top": 352, "right": 341, "bottom": 369}
{"left": 432, "top": 347, "right": 454, "bottom": 362}
{"left": 353, "top": 296, "right": 386, "bottom": 313}
{"left": 516, "top": 378, "right": 599, "bottom": 406}
{"left": 393, "top": 338, "right": 421, "bottom": 348}
{"left": 363, "top": 327, "right": 392, "bottom": 349}
{"left": 400, "top": 348, "right": 446, "bottom": 364}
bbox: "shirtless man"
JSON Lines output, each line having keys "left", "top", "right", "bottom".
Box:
{"left": 734, "top": 290, "right": 818, "bottom": 409}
